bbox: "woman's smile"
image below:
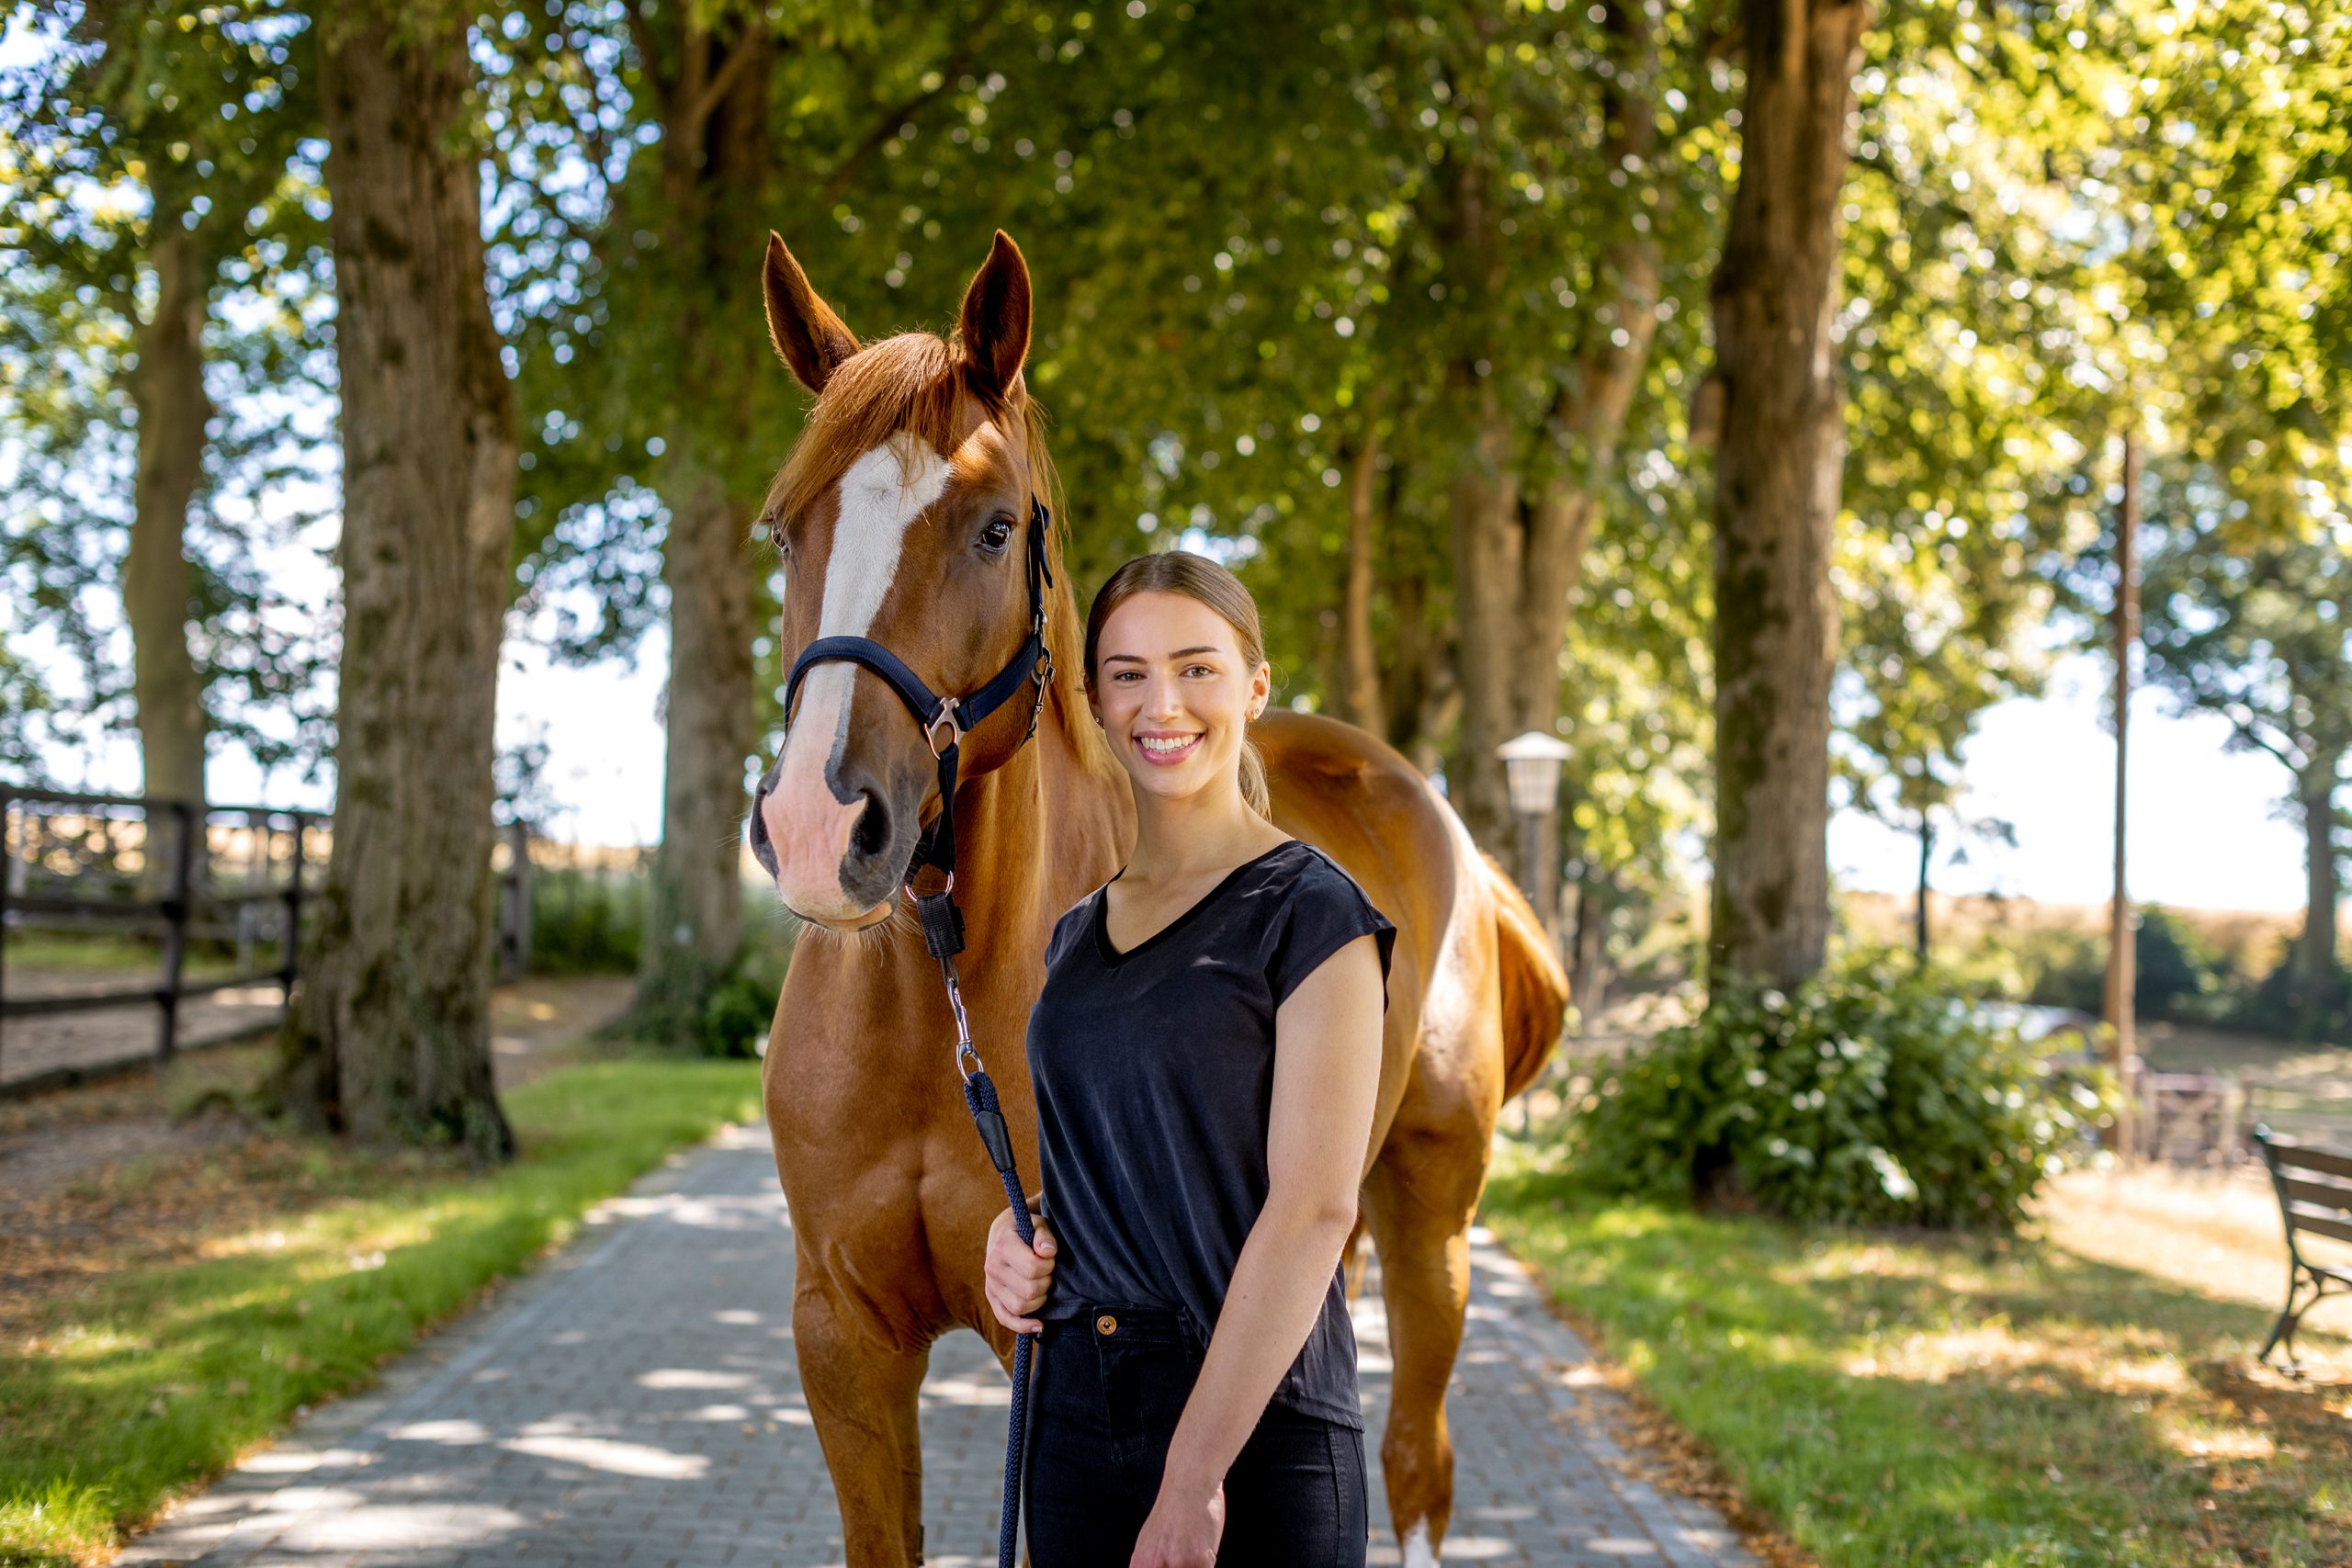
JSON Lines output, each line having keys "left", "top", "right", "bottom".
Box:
{"left": 1136, "top": 729, "right": 1204, "bottom": 765}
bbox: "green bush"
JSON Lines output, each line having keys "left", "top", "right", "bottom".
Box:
{"left": 1566, "top": 953, "right": 2112, "bottom": 1230}
{"left": 2007, "top": 908, "right": 2243, "bottom": 1024}
{"left": 2133, "top": 905, "right": 2236, "bottom": 1021}
{"left": 526, "top": 866, "right": 644, "bottom": 975}
{"left": 697, "top": 967, "right": 779, "bottom": 1059}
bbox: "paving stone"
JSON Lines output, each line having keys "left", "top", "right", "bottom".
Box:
{"left": 120, "top": 1122, "right": 1753, "bottom": 1567}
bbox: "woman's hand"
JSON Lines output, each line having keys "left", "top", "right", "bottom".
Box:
{"left": 1131, "top": 1475, "right": 1224, "bottom": 1568}
{"left": 982, "top": 1201, "right": 1056, "bottom": 1334}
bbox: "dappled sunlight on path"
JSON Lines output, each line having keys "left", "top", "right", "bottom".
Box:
{"left": 121, "top": 1123, "right": 1754, "bottom": 1567}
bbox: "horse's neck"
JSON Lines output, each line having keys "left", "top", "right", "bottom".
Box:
{"left": 947, "top": 705, "right": 1129, "bottom": 954}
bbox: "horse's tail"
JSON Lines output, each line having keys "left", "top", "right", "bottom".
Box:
{"left": 1479, "top": 850, "right": 1570, "bottom": 1102}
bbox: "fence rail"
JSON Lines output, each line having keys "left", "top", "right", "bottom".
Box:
{"left": 0, "top": 790, "right": 541, "bottom": 1095}
{"left": 0, "top": 787, "right": 315, "bottom": 1090}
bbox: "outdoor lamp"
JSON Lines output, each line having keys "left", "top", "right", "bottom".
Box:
{"left": 1498, "top": 731, "right": 1574, "bottom": 818}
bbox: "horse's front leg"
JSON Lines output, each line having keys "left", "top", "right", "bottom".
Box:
{"left": 794, "top": 1274, "right": 933, "bottom": 1567}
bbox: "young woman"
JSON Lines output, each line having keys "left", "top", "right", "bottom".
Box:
{"left": 983, "top": 550, "right": 1396, "bottom": 1568}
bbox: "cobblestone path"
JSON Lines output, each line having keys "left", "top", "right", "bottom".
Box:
{"left": 122, "top": 1123, "right": 1753, "bottom": 1568}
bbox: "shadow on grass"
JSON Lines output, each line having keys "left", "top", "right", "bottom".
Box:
{"left": 0, "top": 1058, "right": 761, "bottom": 1566}
{"left": 1480, "top": 1164, "right": 2352, "bottom": 1568}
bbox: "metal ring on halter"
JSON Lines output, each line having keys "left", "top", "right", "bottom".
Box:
{"left": 926, "top": 698, "right": 965, "bottom": 758}
{"left": 956, "top": 1041, "right": 984, "bottom": 1081}
{"left": 902, "top": 867, "right": 956, "bottom": 903}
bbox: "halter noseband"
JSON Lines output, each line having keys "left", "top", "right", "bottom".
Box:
{"left": 778, "top": 492, "right": 1057, "bottom": 938}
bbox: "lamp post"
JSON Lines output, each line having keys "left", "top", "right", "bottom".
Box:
{"left": 1498, "top": 731, "right": 1574, "bottom": 946}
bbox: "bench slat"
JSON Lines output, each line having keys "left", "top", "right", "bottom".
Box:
{"left": 2278, "top": 1177, "right": 2352, "bottom": 1217}
{"left": 2269, "top": 1139, "right": 2352, "bottom": 1181}
{"left": 2285, "top": 1207, "right": 2352, "bottom": 1248}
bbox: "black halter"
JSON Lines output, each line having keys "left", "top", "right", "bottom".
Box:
{"left": 778, "top": 492, "right": 1057, "bottom": 956}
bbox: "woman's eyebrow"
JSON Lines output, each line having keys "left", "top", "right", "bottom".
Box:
{"left": 1102, "top": 646, "right": 1222, "bottom": 665}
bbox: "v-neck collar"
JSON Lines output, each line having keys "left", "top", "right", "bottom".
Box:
{"left": 1091, "top": 840, "right": 1299, "bottom": 966}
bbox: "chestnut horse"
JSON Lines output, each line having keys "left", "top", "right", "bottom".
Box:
{"left": 748, "top": 228, "right": 1566, "bottom": 1568}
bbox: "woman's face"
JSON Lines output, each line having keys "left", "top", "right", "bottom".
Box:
{"left": 1091, "top": 590, "right": 1270, "bottom": 807}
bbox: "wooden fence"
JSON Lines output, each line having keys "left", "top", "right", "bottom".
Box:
{"left": 0, "top": 787, "right": 539, "bottom": 1095}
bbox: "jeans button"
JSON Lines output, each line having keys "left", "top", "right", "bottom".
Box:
{"left": 1095, "top": 1314, "right": 1117, "bottom": 1337}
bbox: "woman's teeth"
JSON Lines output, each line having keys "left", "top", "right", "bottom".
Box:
{"left": 1136, "top": 733, "right": 1201, "bottom": 762}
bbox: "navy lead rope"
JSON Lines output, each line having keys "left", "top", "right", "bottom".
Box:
{"left": 786, "top": 499, "right": 1056, "bottom": 1568}
{"left": 917, "top": 886, "right": 1034, "bottom": 1568}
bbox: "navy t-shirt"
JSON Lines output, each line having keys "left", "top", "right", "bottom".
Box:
{"left": 1023, "top": 837, "right": 1397, "bottom": 1430}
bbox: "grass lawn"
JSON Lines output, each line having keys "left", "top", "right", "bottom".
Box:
{"left": 0, "top": 1056, "right": 762, "bottom": 1567}
{"left": 4, "top": 933, "right": 237, "bottom": 979}
{"left": 1480, "top": 1147, "right": 2352, "bottom": 1568}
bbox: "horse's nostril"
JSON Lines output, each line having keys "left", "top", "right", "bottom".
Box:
{"left": 748, "top": 786, "right": 779, "bottom": 878}
{"left": 849, "top": 790, "right": 889, "bottom": 861}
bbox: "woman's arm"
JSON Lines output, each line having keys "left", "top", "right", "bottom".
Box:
{"left": 1132, "top": 931, "right": 1386, "bottom": 1568}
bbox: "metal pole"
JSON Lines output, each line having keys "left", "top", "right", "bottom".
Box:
{"left": 156, "top": 798, "right": 197, "bottom": 1065}
{"left": 2104, "top": 429, "right": 2142, "bottom": 1159}
{"left": 281, "top": 814, "right": 306, "bottom": 1011}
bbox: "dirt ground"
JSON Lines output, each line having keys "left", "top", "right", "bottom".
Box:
{"left": 0, "top": 975, "right": 635, "bottom": 1345}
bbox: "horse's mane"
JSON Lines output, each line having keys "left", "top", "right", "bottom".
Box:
{"left": 764, "top": 330, "right": 1120, "bottom": 788}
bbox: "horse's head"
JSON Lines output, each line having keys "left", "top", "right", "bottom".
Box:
{"left": 749, "top": 230, "right": 1057, "bottom": 930}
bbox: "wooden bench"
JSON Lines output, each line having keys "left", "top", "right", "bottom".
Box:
{"left": 2252, "top": 1125, "right": 2352, "bottom": 1373}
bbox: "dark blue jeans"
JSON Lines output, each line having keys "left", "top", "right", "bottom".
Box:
{"left": 1023, "top": 1304, "right": 1368, "bottom": 1567}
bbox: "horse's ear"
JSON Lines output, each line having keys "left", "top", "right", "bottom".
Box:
{"left": 763, "top": 232, "right": 860, "bottom": 394}
{"left": 956, "top": 230, "right": 1032, "bottom": 406}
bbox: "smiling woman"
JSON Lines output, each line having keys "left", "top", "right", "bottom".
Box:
{"left": 1082, "top": 551, "right": 1279, "bottom": 822}
{"left": 970, "top": 552, "right": 1402, "bottom": 1566}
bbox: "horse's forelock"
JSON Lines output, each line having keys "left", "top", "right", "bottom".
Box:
{"left": 768, "top": 333, "right": 962, "bottom": 530}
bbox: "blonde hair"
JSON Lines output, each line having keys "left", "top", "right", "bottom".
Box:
{"left": 1082, "top": 551, "right": 1275, "bottom": 820}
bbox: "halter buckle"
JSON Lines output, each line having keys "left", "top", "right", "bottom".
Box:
{"left": 903, "top": 866, "right": 956, "bottom": 901}
{"left": 925, "top": 697, "right": 965, "bottom": 758}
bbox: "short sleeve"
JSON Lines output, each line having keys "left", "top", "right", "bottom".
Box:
{"left": 1042, "top": 896, "right": 1093, "bottom": 970}
{"left": 1266, "top": 852, "right": 1397, "bottom": 1011}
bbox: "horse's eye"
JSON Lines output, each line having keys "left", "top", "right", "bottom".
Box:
{"left": 980, "top": 514, "right": 1014, "bottom": 552}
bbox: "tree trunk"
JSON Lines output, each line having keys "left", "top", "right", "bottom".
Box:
{"left": 1335, "top": 417, "right": 1385, "bottom": 734}
{"left": 1571, "top": 868, "right": 1610, "bottom": 1025}
{"left": 2293, "top": 766, "right": 2342, "bottom": 998}
{"left": 123, "top": 230, "right": 213, "bottom": 813}
{"left": 641, "top": 469, "right": 757, "bottom": 1026}
{"left": 280, "top": 6, "right": 516, "bottom": 1160}
{"left": 1441, "top": 0, "right": 1662, "bottom": 852}
{"left": 1705, "top": 0, "right": 1868, "bottom": 991}
{"left": 634, "top": 24, "right": 772, "bottom": 1035}
{"left": 1446, "top": 378, "right": 1524, "bottom": 848}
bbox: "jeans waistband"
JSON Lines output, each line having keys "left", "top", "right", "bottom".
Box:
{"left": 1040, "top": 1303, "right": 1193, "bottom": 1345}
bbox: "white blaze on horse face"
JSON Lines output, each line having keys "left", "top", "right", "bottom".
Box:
{"left": 765, "top": 433, "right": 954, "bottom": 917}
